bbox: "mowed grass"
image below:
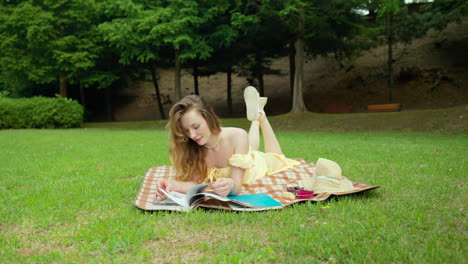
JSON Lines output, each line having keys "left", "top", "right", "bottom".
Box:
{"left": 0, "top": 119, "right": 467, "bottom": 263}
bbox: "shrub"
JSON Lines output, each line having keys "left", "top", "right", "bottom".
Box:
{"left": 0, "top": 96, "right": 84, "bottom": 129}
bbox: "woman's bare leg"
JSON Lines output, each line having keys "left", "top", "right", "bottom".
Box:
{"left": 244, "top": 86, "right": 282, "bottom": 154}
{"left": 258, "top": 113, "right": 283, "bottom": 155}
{"left": 248, "top": 120, "right": 260, "bottom": 151}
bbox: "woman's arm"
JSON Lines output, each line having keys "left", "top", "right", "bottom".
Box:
{"left": 210, "top": 167, "right": 244, "bottom": 196}
{"left": 211, "top": 128, "right": 249, "bottom": 196}
{"left": 156, "top": 178, "right": 199, "bottom": 198}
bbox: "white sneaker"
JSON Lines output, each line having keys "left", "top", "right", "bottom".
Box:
{"left": 244, "top": 86, "right": 260, "bottom": 121}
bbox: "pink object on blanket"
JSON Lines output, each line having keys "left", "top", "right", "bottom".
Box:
{"left": 296, "top": 190, "right": 314, "bottom": 199}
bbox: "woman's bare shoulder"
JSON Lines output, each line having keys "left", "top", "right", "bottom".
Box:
{"left": 222, "top": 127, "right": 249, "bottom": 153}
{"left": 222, "top": 127, "right": 248, "bottom": 137}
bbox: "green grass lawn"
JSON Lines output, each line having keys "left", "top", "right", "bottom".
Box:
{"left": 0, "top": 123, "right": 466, "bottom": 262}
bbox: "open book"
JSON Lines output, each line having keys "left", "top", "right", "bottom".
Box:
{"left": 157, "top": 183, "right": 283, "bottom": 212}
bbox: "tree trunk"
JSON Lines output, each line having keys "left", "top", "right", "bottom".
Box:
{"left": 59, "top": 27, "right": 68, "bottom": 98}
{"left": 59, "top": 71, "right": 68, "bottom": 98}
{"left": 79, "top": 86, "right": 86, "bottom": 119}
{"left": 150, "top": 64, "right": 166, "bottom": 120}
{"left": 227, "top": 67, "right": 233, "bottom": 116}
{"left": 256, "top": 52, "right": 264, "bottom": 97}
{"left": 174, "top": 49, "right": 182, "bottom": 102}
{"left": 289, "top": 39, "right": 296, "bottom": 106}
{"left": 290, "top": 8, "right": 307, "bottom": 113}
{"left": 193, "top": 65, "right": 199, "bottom": 95}
{"left": 387, "top": 13, "right": 395, "bottom": 103}
{"left": 258, "top": 72, "right": 264, "bottom": 98}
{"left": 105, "top": 86, "right": 112, "bottom": 121}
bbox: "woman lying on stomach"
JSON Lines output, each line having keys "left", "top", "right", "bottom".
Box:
{"left": 155, "top": 86, "right": 300, "bottom": 198}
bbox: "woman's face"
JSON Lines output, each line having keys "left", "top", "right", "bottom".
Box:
{"left": 180, "top": 108, "right": 212, "bottom": 146}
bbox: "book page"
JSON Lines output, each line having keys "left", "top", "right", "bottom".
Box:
{"left": 159, "top": 189, "right": 189, "bottom": 208}
{"left": 185, "top": 183, "right": 210, "bottom": 201}
{"left": 199, "top": 192, "right": 232, "bottom": 202}
{"left": 159, "top": 183, "right": 211, "bottom": 209}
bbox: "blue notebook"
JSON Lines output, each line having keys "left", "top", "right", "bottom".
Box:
{"left": 227, "top": 193, "right": 282, "bottom": 207}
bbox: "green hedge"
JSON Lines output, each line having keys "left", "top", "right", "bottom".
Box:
{"left": 0, "top": 96, "right": 84, "bottom": 129}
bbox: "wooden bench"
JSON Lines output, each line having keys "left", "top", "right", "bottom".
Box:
{"left": 367, "top": 103, "right": 401, "bottom": 113}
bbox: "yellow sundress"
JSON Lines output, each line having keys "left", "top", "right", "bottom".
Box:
{"left": 204, "top": 151, "right": 300, "bottom": 184}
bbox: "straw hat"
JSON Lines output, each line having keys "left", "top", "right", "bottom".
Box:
{"left": 299, "top": 158, "right": 356, "bottom": 194}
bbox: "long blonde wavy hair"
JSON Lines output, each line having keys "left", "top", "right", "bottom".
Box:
{"left": 167, "top": 95, "right": 221, "bottom": 182}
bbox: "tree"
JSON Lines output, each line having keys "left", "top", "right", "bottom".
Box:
{"left": 202, "top": 33, "right": 244, "bottom": 116}
{"left": 0, "top": 3, "right": 58, "bottom": 95}
{"left": 305, "top": 0, "right": 371, "bottom": 68}
{"left": 158, "top": 0, "right": 222, "bottom": 102}
{"left": 377, "top": 0, "right": 413, "bottom": 103}
{"left": 228, "top": 0, "right": 366, "bottom": 113}
{"left": 99, "top": 0, "right": 237, "bottom": 119}
{"left": 282, "top": 0, "right": 372, "bottom": 112}
{"left": 291, "top": 4, "right": 307, "bottom": 112}
{"left": 372, "top": 0, "right": 467, "bottom": 102}
{"left": 98, "top": 0, "right": 170, "bottom": 119}
{"left": 0, "top": 0, "right": 103, "bottom": 99}
{"left": 229, "top": 1, "right": 290, "bottom": 97}
{"left": 276, "top": 0, "right": 316, "bottom": 112}
{"left": 236, "top": 18, "right": 288, "bottom": 97}
{"left": 183, "top": 1, "right": 238, "bottom": 97}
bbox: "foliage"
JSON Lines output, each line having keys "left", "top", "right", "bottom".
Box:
{"left": 234, "top": 2, "right": 290, "bottom": 90}
{"left": 304, "top": 0, "right": 372, "bottom": 65}
{"left": 354, "top": 0, "right": 468, "bottom": 103}
{"left": 0, "top": 0, "right": 465, "bottom": 115}
{"left": 0, "top": 96, "right": 83, "bottom": 128}
{"left": 0, "top": 90, "right": 9, "bottom": 97}
{"left": 0, "top": 0, "right": 133, "bottom": 98}
{"left": 0, "top": 1, "right": 102, "bottom": 92}
{"left": 423, "top": 0, "right": 468, "bottom": 30}
{"left": 99, "top": 0, "right": 232, "bottom": 65}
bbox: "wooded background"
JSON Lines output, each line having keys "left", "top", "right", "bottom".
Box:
{"left": 0, "top": 0, "right": 466, "bottom": 120}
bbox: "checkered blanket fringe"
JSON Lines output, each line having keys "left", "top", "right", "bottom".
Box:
{"left": 134, "top": 159, "right": 380, "bottom": 211}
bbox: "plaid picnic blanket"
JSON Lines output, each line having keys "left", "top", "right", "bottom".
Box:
{"left": 134, "top": 159, "right": 380, "bottom": 211}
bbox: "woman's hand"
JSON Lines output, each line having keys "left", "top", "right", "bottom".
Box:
{"left": 155, "top": 179, "right": 175, "bottom": 202}
{"left": 211, "top": 178, "right": 236, "bottom": 197}
{"left": 155, "top": 179, "right": 199, "bottom": 203}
